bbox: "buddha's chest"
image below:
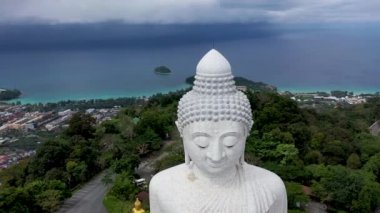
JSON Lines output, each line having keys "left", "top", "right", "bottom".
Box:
{"left": 158, "top": 179, "right": 256, "bottom": 213}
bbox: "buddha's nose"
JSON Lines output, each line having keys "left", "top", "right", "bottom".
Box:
{"left": 206, "top": 142, "right": 225, "bottom": 163}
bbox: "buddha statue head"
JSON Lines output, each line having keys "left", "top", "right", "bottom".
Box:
{"left": 176, "top": 49, "right": 253, "bottom": 177}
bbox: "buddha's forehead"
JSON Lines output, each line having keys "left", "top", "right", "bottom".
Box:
{"left": 182, "top": 120, "right": 245, "bottom": 136}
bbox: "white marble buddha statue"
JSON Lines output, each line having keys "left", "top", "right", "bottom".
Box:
{"left": 149, "top": 49, "right": 287, "bottom": 213}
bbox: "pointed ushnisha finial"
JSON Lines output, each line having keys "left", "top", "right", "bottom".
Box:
{"left": 176, "top": 49, "right": 253, "bottom": 134}
{"left": 196, "top": 49, "right": 231, "bottom": 76}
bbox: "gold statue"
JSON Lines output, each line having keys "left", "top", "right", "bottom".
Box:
{"left": 132, "top": 198, "right": 145, "bottom": 213}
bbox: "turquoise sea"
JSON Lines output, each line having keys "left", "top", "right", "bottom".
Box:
{"left": 1, "top": 25, "right": 379, "bottom": 104}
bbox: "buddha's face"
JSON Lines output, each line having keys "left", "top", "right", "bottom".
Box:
{"left": 182, "top": 120, "right": 247, "bottom": 176}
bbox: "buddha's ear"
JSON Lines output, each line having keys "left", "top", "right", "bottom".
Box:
{"left": 185, "top": 149, "right": 191, "bottom": 165}
{"left": 239, "top": 153, "right": 245, "bottom": 166}
{"left": 245, "top": 126, "right": 251, "bottom": 137}
{"left": 175, "top": 121, "right": 183, "bottom": 138}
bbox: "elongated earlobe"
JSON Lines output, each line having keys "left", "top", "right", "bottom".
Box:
{"left": 185, "top": 150, "right": 191, "bottom": 165}
{"left": 239, "top": 153, "right": 245, "bottom": 166}
{"left": 175, "top": 121, "right": 183, "bottom": 138}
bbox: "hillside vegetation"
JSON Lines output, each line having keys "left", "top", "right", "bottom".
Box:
{"left": 185, "top": 76, "right": 277, "bottom": 92}
{"left": 1, "top": 89, "right": 380, "bottom": 212}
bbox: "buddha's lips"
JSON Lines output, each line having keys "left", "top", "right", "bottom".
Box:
{"left": 207, "top": 162, "right": 225, "bottom": 168}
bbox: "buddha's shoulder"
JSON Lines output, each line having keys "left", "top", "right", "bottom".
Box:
{"left": 149, "top": 164, "right": 188, "bottom": 189}
{"left": 243, "top": 164, "right": 283, "bottom": 182}
{"left": 243, "top": 164, "right": 286, "bottom": 195}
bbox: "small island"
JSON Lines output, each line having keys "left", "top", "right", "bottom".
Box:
{"left": 0, "top": 88, "right": 22, "bottom": 101}
{"left": 154, "top": 66, "right": 172, "bottom": 75}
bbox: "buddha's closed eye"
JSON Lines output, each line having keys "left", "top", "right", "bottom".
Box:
{"left": 222, "top": 135, "right": 238, "bottom": 148}
{"left": 193, "top": 135, "right": 209, "bottom": 148}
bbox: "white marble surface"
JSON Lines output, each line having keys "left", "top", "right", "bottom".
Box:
{"left": 149, "top": 49, "right": 287, "bottom": 213}
{"left": 150, "top": 163, "right": 287, "bottom": 213}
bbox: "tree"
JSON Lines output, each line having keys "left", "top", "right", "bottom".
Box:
{"left": 22, "top": 180, "right": 70, "bottom": 212}
{"left": 285, "top": 182, "right": 310, "bottom": 210}
{"left": 248, "top": 91, "right": 306, "bottom": 135}
{"left": 347, "top": 153, "right": 361, "bottom": 169}
{"left": 118, "top": 113, "right": 135, "bottom": 140}
{"left": 135, "top": 107, "right": 174, "bottom": 139}
{"left": 264, "top": 161, "right": 310, "bottom": 183}
{"left": 27, "top": 140, "right": 70, "bottom": 178}
{"left": 110, "top": 171, "right": 138, "bottom": 201}
{"left": 268, "top": 128, "right": 295, "bottom": 144}
{"left": 322, "top": 140, "right": 349, "bottom": 165}
{"left": 67, "top": 136, "right": 100, "bottom": 176}
{"left": 0, "top": 160, "right": 27, "bottom": 187}
{"left": 363, "top": 153, "right": 380, "bottom": 182}
{"left": 312, "top": 165, "right": 380, "bottom": 212}
{"left": 65, "top": 112, "right": 96, "bottom": 139}
{"left": 288, "top": 122, "right": 311, "bottom": 153}
{"left": 112, "top": 155, "right": 140, "bottom": 174}
{"left": 305, "top": 164, "right": 329, "bottom": 180}
{"left": 35, "top": 190, "right": 63, "bottom": 213}
{"left": 44, "top": 168, "right": 67, "bottom": 182}
{"left": 275, "top": 144, "right": 299, "bottom": 165}
{"left": 154, "top": 144, "right": 184, "bottom": 172}
{"left": 102, "top": 120, "right": 120, "bottom": 134}
{"left": 137, "top": 128, "right": 161, "bottom": 151}
{"left": 352, "top": 179, "right": 380, "bottom": 212}
{"left": 0, "top": 187, "right": 29, "bottom": 212}
{"left": 245, "top": 132, "right": 280, "bottom": 161}
{"left": 309, "top": 132, "right": 325, "bottom": 150}
{"left": 304, "top": 150, "right": 323, "bottom": 164}
{"left": 356, "top": 133, "right": 380, "bottom": 162}
{"left": 66, "top": 161, "right": 87, "bottom": 186}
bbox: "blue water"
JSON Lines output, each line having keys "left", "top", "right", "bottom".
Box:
{"left": 0, "top": 25, "right": 379, "bottom": 104}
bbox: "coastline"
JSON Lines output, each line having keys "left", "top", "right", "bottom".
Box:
{"left": 7, "top": 84, "right": 191, "bottom": 105}
{"left": 4, "top": 84, "right": 380, "bottom": 105}
{"left": 278, "top": 86, "right": 380, "bottom": 95}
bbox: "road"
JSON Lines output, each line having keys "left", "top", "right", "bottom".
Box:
{"left": 56, "top": 172, "right": 108, "bottom": 213}
{"left": 305, "top": 201, "right": 327, "bottom": 213}
{"left": 135, "top": 140, "right": 174, "bottom": 182}
{"left": 56, "top": 140, "right": 175, "bottom": 213}
{"left": 136, "top": 152, "right": 169, "bottom": 182}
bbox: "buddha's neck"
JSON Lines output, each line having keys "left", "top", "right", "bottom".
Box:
{"left": 191, "top": 164, "right": 239, "bottom": 186}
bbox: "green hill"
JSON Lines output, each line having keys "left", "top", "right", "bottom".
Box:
{"left": 0, "top": 88, "right": 21, "bottom": 101}
{"left": 185, "top": 76, "right": 277, "bottom": 92}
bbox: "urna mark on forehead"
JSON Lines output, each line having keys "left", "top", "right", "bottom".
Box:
{"left": 176, "top": 49, "right": 253, "bottom": 134}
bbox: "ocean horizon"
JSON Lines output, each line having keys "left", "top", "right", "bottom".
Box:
{"left": 7, "top": 83, "right": 380, "bottom": 105}
{"left": 1, "top": 24, "right": 379, "bottom": 104}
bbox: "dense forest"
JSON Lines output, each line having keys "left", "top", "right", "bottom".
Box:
{"left": 1, "top": 89, "right": 380, "bottom": 212}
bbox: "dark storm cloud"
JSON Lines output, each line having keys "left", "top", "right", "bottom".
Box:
{"left": 0, "top": 22, "right": 279, "bottom": 51}
{"left": 0, "top": 0, "right": 379, "bottom": 24}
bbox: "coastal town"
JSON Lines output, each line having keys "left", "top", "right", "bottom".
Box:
{"left": 284, "top": 91, "right": 371, "bottom": 107}
{"left": 0, "top": 103, "right": 120, "bottom": 170}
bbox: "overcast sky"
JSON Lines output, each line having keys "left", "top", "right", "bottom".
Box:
{"left": 1, "top": 0, "right": 380, "bottom": 24}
